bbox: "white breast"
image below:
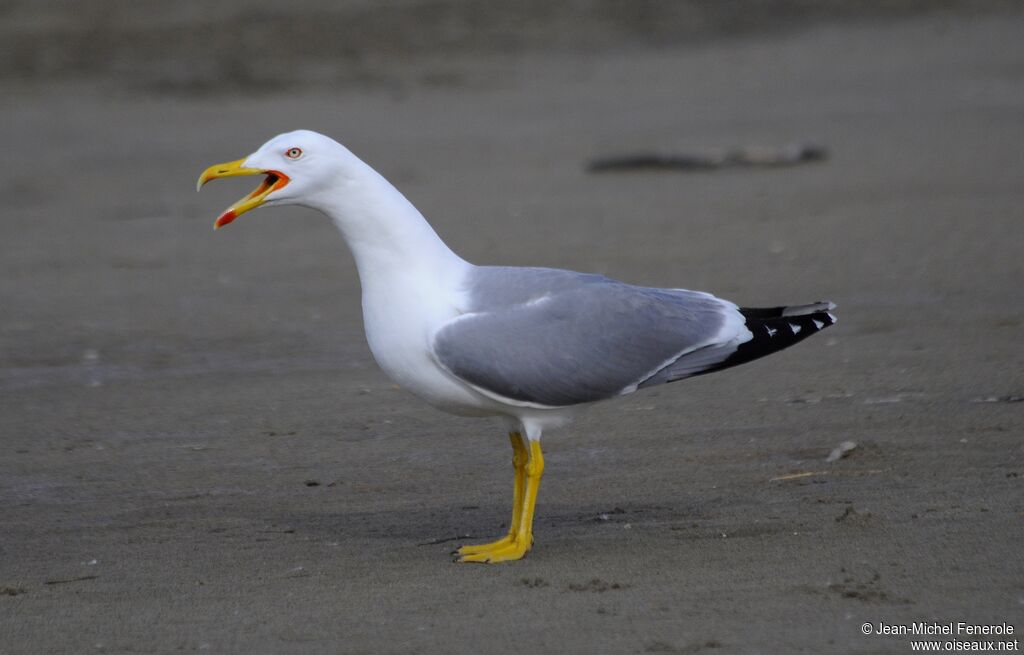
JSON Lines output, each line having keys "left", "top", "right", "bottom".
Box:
{"left": 359, "top": 272, "right": 492, "bottom": 416}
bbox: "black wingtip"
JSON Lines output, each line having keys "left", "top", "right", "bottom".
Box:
{"left": 694, "top": 303, "right": 836, "bottom": 376}
{"left": 738, "top": 301, "right": 836, "bottom": 320}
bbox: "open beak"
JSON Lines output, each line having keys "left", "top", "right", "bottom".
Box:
{"left": 196, "top": 158, "right": 290, "bottom": 229}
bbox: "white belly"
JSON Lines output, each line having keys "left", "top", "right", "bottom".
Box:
{"left": 356, "top": 272, "right": 586, "bottom": 438}
{"left": 360, "top": 282, "right": 493, "bottom": 416}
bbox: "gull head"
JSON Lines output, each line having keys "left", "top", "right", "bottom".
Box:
{"left": 197, "top": 129, "right": 352, "bottom": 229}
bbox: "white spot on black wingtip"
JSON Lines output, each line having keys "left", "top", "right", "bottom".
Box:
{"left": 789, "top": 323, "right": 801, "bottom": 334}
{"left": 766, "top": 326, "right": 778, "bottom": 337}
{"left": 813, "top": 319, "right": 825, "bottom": 330}
{"left": 826, "top": 312, "right": 837, "bottom": 324}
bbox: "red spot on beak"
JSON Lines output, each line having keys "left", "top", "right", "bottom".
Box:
{"left": 214, "top": 210, "right": 237, "bottom": 230}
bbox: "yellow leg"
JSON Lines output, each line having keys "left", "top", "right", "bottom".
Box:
{"left": 457, "top": 432, "right": 526, "bottom": 556}
{"left": 459, "top": 438, "right": 544, "bottom": 563}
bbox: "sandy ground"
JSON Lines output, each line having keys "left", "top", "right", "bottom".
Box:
{"left": 2, "top": 7, "right": 1023, "bottom": 654}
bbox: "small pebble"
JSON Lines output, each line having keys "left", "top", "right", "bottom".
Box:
{"left": 826, "top": 440, "right": 857, "bottom": 462}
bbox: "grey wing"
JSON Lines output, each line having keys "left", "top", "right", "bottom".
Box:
{"left": 431, "top": 267, "right": 747, "bottom": 407}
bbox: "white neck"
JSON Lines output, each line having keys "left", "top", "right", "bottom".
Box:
{"left": 304, "top": 159, "right": 470, "bottom": 291}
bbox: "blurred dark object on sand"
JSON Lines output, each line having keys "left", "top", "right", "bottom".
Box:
{"left": 588, "top": 143, "right": 827, "bottom": 173}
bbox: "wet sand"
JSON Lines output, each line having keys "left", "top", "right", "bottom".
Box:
{"left": 2, "top": 8, "right": 1023, "bottom": 654}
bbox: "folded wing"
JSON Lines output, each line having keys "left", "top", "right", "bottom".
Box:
{"left": 431, "top": 267, "right": 750, "bottom": 407}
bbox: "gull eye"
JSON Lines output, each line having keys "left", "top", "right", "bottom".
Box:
{"left": 285, "top": 147, "right": 303, "bottom": 159}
